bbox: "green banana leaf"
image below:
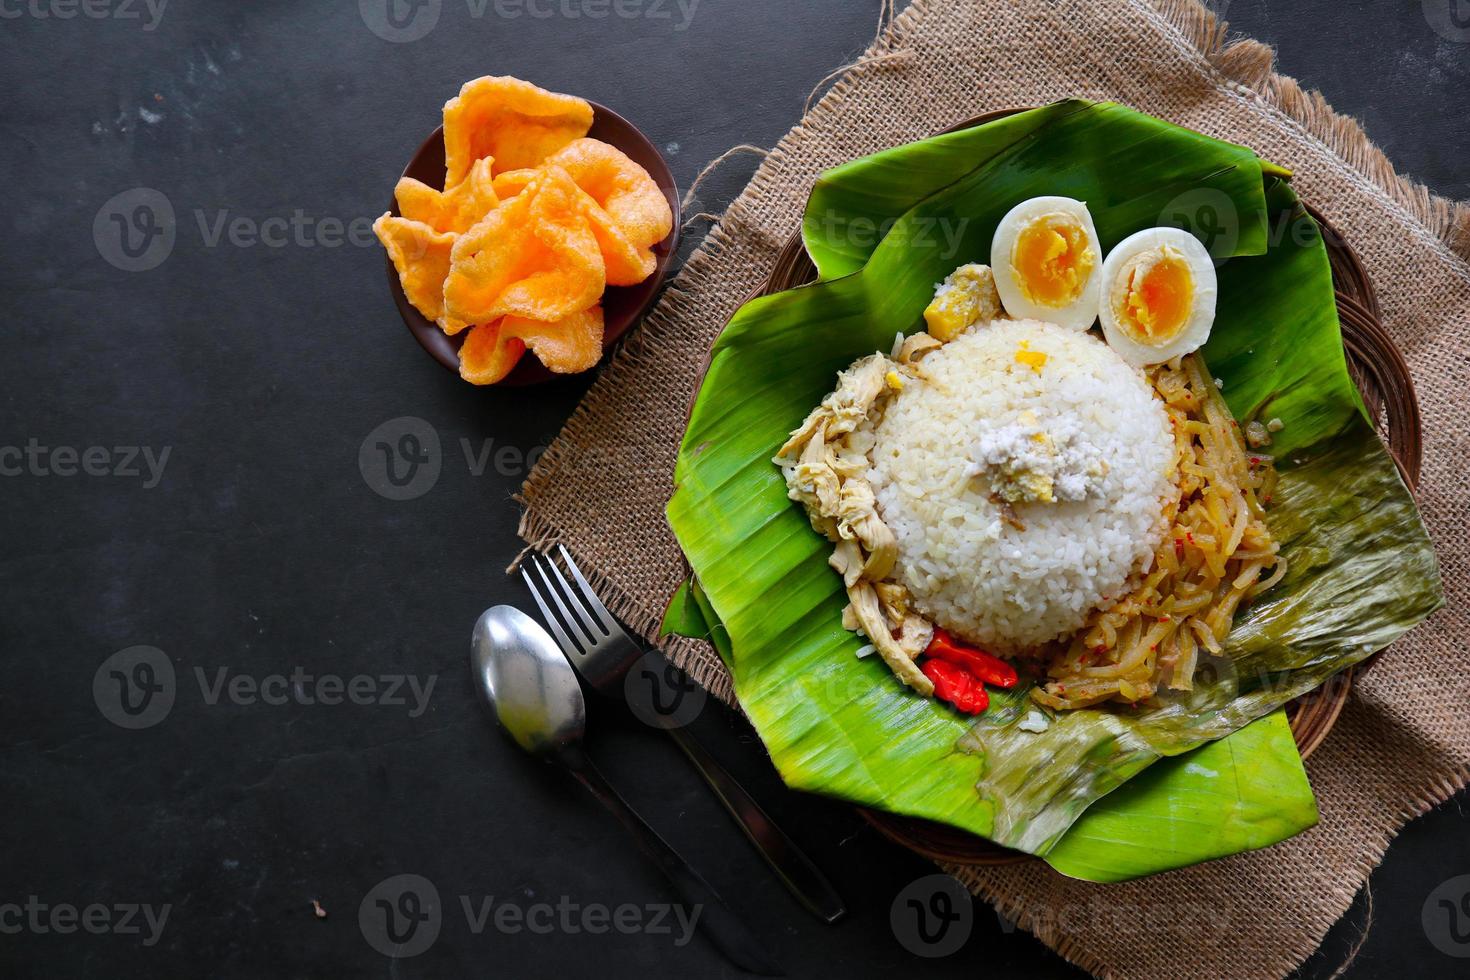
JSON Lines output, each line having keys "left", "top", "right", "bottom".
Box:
{"left": 661, "top": 580, "right": 707, "bottom": 642}
{"left": 801, "top": 105, "right": 1066, "bottom": 280}
{"left": 665, "top": 578, "right": 1317, "bottom": 880}
{"left": 666, "top": 102, "right": 1442, "bottom": 877}
{"left": 802, "top": 100, "right": 1276, "bottom": 281}
{"left": 1043, "top": 708, "right": 1316, "bottom": 881}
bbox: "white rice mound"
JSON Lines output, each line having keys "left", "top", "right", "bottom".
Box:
{"left": 867, "top": 318, "right": 1173, "bottom": 654}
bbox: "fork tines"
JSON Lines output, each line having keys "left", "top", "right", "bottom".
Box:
{"left": 519, "top": 546, "right": 618, "bottom": 660}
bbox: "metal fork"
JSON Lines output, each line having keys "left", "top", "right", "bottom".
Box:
{"left": 522, "top": 545, "right": 846, "bottom": 924}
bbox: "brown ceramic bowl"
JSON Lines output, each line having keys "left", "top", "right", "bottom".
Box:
{"left": 386, "top": 101, "right": 681, "bottom": 386}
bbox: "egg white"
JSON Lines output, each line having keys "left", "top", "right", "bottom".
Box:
{"left": 1098, "top": 228, "right": 1217, "bottom": 367}
{"left": 989, "top": 196, "right": 1102, "bottom": 332}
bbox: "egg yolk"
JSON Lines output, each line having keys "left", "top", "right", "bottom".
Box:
{"left": 1119, "top": 248, "right": 1193, "bottom": 345}
{"left": 1012, "top": 215, "right": 1094, "bottom": 307}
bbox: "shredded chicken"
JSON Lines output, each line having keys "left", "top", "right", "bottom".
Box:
{"left": 898, "top": 333, "right": 944, "bottom": 363}
{"left": 837, "top": 481, "right": 897, "bottom": 580}
{"left": 775, "top": 344, "right": 942, "bottom": 694}
{"left": 846, "top": 582, "right": 934, "bottom": 695}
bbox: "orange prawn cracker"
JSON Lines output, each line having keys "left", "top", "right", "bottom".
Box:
{"left": 493, "top": 162, "right": 656, "bottom": 284}
{"left": 491, "top": 169, "right": 538, "bottom": 199}
{"left": 502, "top": 305, "right": 604, "bottom": 375}
{"left": 573, "top": 189, "right": 657, "bottom": 286}
{"left": 395, "top": 158, "right": 499, "bottom": 235}
{"left": 458, "top": 306, "right": 603, "bottom": 384}
{"left": 545, "top": 138, "right": 672, "bottom": 250}
{"left": 458, "top": 320, "right": 526, "bottom": 385}
{"left": 442, "top": 76, "right": 593, "bottom": 186}
{"left": 373, "top": 214, "right": 466, "bottom": 334}
{"left": 443, "top": 166, "right": 605, "bottom": 326}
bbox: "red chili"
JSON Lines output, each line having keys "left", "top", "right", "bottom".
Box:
{"left": 926, "top": 629, "right": 1019, "bottom": 689}
{"left": 920, "top": 658, "right": 990, "bottom": 715}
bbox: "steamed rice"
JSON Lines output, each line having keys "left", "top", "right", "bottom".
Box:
{"left": 866, "top": 319, "right": 1172, "bottom": 653}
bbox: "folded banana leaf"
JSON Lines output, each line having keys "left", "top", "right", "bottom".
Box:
{"left": 666, "top": 102, "right": 1442, "bottom": 877}
{"left": 662, "top": 579, "right": 1318, "bottom": 880}
{"left": 802, "top": 99, "right": 1286, "bottom": 281}
{"left": 1042, "top": 708, "right": 1316, "bottom": 881}
{"left": 662, "top": 580, "right": 707, "bottom": 643}
{"left": 800, "top": 104, "right": 1065, "bottom": 280}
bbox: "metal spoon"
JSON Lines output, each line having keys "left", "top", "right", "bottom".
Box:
{"left": 472, "top": 606, "right": 782, "bottom": 976}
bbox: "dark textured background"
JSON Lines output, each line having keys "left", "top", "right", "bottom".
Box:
{"left": 2, "top": 1, "right": 1467, "bottom": 976}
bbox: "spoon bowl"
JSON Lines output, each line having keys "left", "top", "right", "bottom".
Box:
{"left": 471, "top": 605, "right": 585, "bottom": 756}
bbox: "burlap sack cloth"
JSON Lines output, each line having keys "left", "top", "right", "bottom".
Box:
{"left": 519, "top": 1, "right": 1470, "bottom": 976}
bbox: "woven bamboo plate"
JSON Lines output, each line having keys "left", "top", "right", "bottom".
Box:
{"left": 740, "top": 108, "right": 1425, "bottom": 868}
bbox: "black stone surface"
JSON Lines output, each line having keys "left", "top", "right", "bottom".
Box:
{"left": 1, "top": 1, "right": 1466, "bottom": 977}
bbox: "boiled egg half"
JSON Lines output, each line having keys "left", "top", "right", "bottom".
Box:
{"left": 1099, "top": 228, "right": 1217, "bottom": 367}
{"left": 990, "top": 196, "right": 1102, "bottom": 331}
